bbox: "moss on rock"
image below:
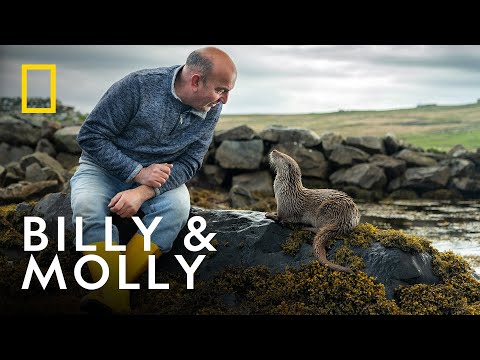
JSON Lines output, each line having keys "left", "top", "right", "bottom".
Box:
{"left": 378, "top": 228, "right": 431, "bottom": 253}
{"left": 189, "top": 186, "right": 230, "bottom": 209}
{"left": 134, "top": 262, "right": 400, "bottom": 315}
{"left": 0, "top": 204, "right": 24, "bottom": 249}
{"left": 395, "top": 250, "right": 480, "bottom": 315}
{"left": 281, "top": 227, "right": 314, "bottom": 256}
{"left": 340, "top": 223, "right": 376, "bottom": 248}
{"left": 334, "top": 246, "right": 365, "bottom": 272}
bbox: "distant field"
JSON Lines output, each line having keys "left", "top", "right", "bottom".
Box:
{"left": 217, "top": 102, "right": 480, "bottom": 152}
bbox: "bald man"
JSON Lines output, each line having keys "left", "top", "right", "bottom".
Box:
{"left": 70, "top": 47, "right": 237, "bottom": 314}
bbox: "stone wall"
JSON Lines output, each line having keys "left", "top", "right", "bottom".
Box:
{"left": 1, "top": 97, "right": 479, "bottom": 205}
{"left": 196, "top": 124, "right": 480, "bottom": 202}
{"left": 0, "top": 98, "right": 84, "bottom": 204}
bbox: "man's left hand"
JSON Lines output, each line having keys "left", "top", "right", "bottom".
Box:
{"left": 108, "top": 186, "right": 154, "bottom": 218}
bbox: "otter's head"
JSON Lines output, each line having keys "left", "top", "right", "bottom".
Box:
{"left": 269, "top": 149, "right": 302, "bottom": 180}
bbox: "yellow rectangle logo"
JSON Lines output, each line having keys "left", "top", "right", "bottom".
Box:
{"left": 21, "top": 64, "right": 57, "bottom": 113}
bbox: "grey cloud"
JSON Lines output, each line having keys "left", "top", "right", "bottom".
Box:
{"left": 254, "top": 45, "right": 480, "bottom": 74}
{"left": 1, "top": 45, "right": 480, "bottom": 114}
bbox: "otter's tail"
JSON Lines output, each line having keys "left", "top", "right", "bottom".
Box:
{"left": 313, "top": 225, "right": 352, "bottom": 273}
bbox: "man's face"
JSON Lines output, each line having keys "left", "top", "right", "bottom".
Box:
{"left": 192, "top": 70, "right": 236, "bottom": 113}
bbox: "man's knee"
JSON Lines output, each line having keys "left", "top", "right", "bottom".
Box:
{"left": 173, "top": 196, "right": 191, "bottom": 222}
{"left": 151, "top": 185, "right": 190, "bottom": 216}
{"left": 169, "top": 186, "right": 190, "bottom": 228}
{"left": 144, "top": 185, "right": 191, "bottom": 252}
{"left": 71, "top": 193, "right": 107, "bottom": 219}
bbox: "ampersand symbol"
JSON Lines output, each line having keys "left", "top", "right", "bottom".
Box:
{"left": 184, "top": 216, "right": 217, "bottom": 252}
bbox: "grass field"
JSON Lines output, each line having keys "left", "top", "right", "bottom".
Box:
{"left": 217, "top": 102, "right": 480, "bottom": 152}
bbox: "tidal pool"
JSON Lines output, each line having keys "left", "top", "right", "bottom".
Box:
{"left": 357, "top": 200, "right": 480, "bottom": 275}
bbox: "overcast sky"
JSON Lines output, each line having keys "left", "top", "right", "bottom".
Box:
{"left": 1, "top": 45, "right": 480, "bottom": 115}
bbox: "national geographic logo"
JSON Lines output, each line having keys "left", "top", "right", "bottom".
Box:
{"left": 21, "top": 64, "right": 56, "bottom": 113}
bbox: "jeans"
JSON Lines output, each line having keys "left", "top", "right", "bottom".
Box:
{"left": 70, "top": 162, "right": 190, "bottom": 252}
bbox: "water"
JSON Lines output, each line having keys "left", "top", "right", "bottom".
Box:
{"left": 357, "top": 200, "right": 480, "bottom": 275}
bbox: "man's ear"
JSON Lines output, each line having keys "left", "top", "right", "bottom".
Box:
{"left": 191, "top": 74, "right": 201, "bottom": 91}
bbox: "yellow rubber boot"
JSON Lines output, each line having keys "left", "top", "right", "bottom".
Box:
{"left": 126, "top": 233, "right": 162, "bottom": 284}
{"left": 80, "top": 241, "right": 130, "bottom": 314}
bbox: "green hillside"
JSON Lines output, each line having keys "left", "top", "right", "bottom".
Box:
{"left": 217, "top": 102, "right": 480, "bottom": 152}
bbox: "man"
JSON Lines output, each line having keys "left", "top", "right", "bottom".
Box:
{"left": 70, "top": 47, "right": 237, "bottom": 313}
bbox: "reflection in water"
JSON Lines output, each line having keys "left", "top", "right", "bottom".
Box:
{"left": 357, "top": 200, "right": 480, "bottom": 275}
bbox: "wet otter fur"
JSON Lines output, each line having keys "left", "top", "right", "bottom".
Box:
{"left": 266, "top": 149, "right": 360, "bottom": 273}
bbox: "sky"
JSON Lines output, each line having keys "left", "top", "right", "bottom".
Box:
{"left": 1, "top": 45, "right": 480, "bottom": 115}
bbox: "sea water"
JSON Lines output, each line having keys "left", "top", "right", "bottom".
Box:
{"left": 357, "top": 199, "right": 480, "bottom": 275}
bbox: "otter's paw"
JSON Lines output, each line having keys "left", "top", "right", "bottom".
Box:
{"left": 265, "top": 212, "right": 289, "bottom": 227}
{"left": 265, "top": 212, "right": 279, "bottom": 221}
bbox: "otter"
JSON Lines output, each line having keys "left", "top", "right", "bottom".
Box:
{"left": 266, "top": 149, "right": 360, "bottom": 273}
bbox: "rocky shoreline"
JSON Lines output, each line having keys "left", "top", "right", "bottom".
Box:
{"left": 1, "top": 192, "right": 479, "bottom": 315}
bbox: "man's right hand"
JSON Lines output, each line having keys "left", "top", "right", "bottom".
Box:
{"left": 134, "top": 163, "right": 173, "bottom": 188}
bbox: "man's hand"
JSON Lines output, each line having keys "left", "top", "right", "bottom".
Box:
{"left": 108, "top": 186, "right": 155, "bottom": 218}
{"left": 134, "top": 163, "right": 173, "bottom": 188}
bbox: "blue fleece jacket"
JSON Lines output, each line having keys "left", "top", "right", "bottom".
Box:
{"left": 77, "top": 65, "right": 222, "bottom": 196}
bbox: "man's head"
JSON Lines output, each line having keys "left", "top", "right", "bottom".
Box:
{"left": 178, "top": 47, "right": 237, "bottom": 113}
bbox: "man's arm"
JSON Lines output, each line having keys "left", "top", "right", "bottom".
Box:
{"left": 77, "top": 73, "right": 143, "bottom": 183}
{"left": 156, "top": 130, "right": 213, "bottom": 196}
{"left": 155, "top": 109, "right": 221, "bottom": 196}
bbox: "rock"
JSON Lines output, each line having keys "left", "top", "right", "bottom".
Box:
{"left": 201, "top": 164, "right": 227, "bottom": 187}
{"left": 229, "top": 185, "right": 256, "bottom": 208}
{"left": 214, "top": 125, "right": 256, "bottom": 142}
{"left": 215, "top": 140, "right": 264, "bottom": 170}
{"left": 24, "top": 193, "right": 443, "bottom": 299}
{"left": 330, "top": 163, "right": 387, "bottom": 190}
{"left": 53, "top": 126, "right": 82, "bottom": 154}
{"left": 328, "top": 145, "right": 370, "bottom": 167}
{"left": 369, "top": 154, "right": 407, "bottom": 180}
{"left": 402, "top": 166, "right": 451, "bottom": 191}
{"left": 0, "top": 142, "right": 34, "bottom": 166}
{"left": 4, "top": 162, "right": 25, "bottom": 185}
{"left": 25, "top": 163, "right": 49, "bottom": 182}
{"left": 439, "top": 158, "right": 475, "bottom": 178}
{"left": 259, "top": 125, "right": 321, "bottom": 147}
{"left": 0, "top": 180, "right": 60, "bottom": 205}
{"left": 0, "top": 115, "right": 42, "bottom": 146}
{"left": 394, "top": 149, "right": 437, "bottom": 167}
{"left": 55, "top": 152, "right": 80, "bottom": 171}
{"left": 340, "top": 185, "right": 385, "bottom": 202}
{"left": 164, "top": 207, "right": 439, "bottom": 299}
{"left": 448, "top": 144, "right": 469, "bottom": 158}
{"left": 272, "top": 143, "right": 329, "bottom": 179}
{"left": 345, "top": 136, "right": 386, "bottom": 155}
{"left": 159, "top": 207, "right": 315, "bottom": 280}
{"left": 451, "top": 177, "right": 480, "bottom": 195}
{"left": 330, "top": 241, "right": 438, "bottom": 299}
{"left": 19, "top": 152, "right": 66, "bottom": 183}
{"left": 40, "top": 120, "right": 62, "bottom": 140}
{"left": 35, "top": 138, "right": 57, "bottom": 158}
{"left": 320, "top": 132, "right": 344, "bottom": 155}
{"left": 383, "top": 133, "right": 402, "bottom": 155}
{"left": 232, "top": 171, "right": 273, "bottom": 196}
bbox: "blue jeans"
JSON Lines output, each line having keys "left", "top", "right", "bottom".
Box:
{"left": 70, "top": 162, "right": 190, "bottom": 252}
